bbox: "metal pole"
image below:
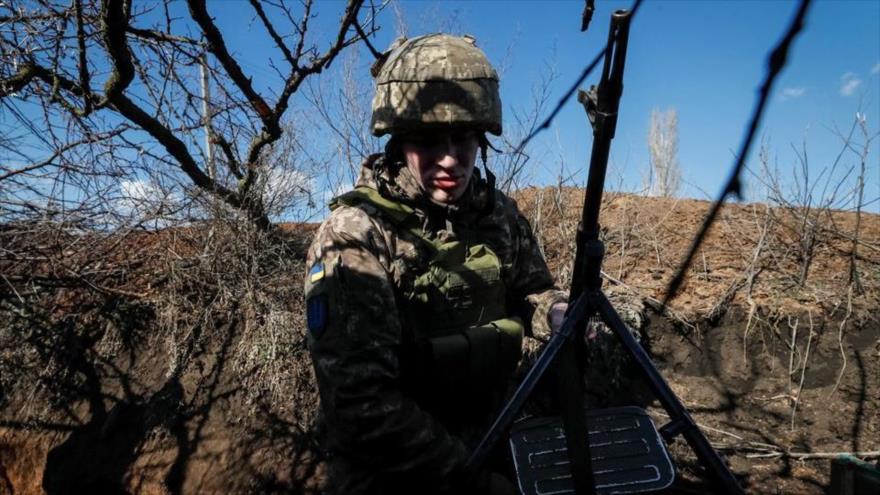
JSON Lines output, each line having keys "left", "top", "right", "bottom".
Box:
{"left": 200, "top": 52, "right": 214, "bottom": 179}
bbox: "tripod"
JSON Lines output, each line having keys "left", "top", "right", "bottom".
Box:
{"left": 466, "top": 9, "right": 745, "bottom": 495}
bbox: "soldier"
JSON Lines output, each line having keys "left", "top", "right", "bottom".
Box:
{"left": 304, "top": 34, "right": 568, "bottom": 494}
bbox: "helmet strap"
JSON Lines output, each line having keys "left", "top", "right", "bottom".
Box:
{"left": 478, "top": 132, "right": 499, "bottom": 178}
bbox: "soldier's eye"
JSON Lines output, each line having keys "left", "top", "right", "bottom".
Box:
{"left": 451, "top": 131, "right": 476, "bottom": 144}
{"left": 405, "top": 134, "right": 441, "bottom": 148}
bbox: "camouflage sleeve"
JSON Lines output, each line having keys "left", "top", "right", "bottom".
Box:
{"left": 500, "top": 195, "right": 568, "bottom": 341}
{"left": 304, "top": 206, "right": 469, "bottom": 483}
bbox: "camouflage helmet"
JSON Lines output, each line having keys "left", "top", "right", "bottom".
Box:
{"left": 370, "top": 33, "right": 502, "bottom": 137}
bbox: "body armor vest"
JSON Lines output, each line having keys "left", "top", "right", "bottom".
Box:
{"left": 330, "top": 187, "right": 524, "bottom": 427}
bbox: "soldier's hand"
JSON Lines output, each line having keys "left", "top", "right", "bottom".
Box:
{"left": 549, "top": 302, "right": 568, "bottom": 335}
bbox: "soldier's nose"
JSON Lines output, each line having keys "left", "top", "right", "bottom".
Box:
{"left": 437, "top": 151, "right": 459, "bottom": 169}
{"left": 437, "top": 138, "right": 460, "bottom": 169}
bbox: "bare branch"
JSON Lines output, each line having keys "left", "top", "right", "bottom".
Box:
{"left": 248, "top": 0, "right": 297, "bottom": 67}
{"left": 0, "top": 63, "right": 40, "bottom": 97}
{"left": 241, "top": 0, "right": 363, "bottom": 186}
{"left": 293, "top": 0, "right": 315, "bottom": 63}
{"left": 101, "top": 0, "right": 135, "bottom": 102}
{"left": 214, "top": 135, "right": 243, "bottom": 180}
{"left": 74, "top": 0, "right": 93, "bottom": 115}
{"left": 110, "top": 93, "right": 237, "bottom": 206}
{"left": 124, "top": 26, "right": 201, "bottom": 45}
{"left": 186, "top": 0, "right": 275, "bottom": 125}
{"left": 0, "top": 61, "right": 99, "bottom": 104}
{"left": 0, "top": 126, "right": 129, "bottom": 183}
{"left": 353, "top": 18, "right": 383, "bottom": 60}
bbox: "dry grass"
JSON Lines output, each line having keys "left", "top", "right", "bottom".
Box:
{"left": 516, "top": 187, "right": 879, "bottom": 326}
{"left": 1, "top": 189, "right": 877, "bottom": 493}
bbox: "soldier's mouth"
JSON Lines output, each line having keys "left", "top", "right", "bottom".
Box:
{"left": 431, "top": 176, "right": 463, "bottom": 190}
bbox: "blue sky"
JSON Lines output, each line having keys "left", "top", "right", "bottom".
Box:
{"left": 339, "top": 0, "right": 880, "bottom": 209}
{"left": 8, "top": 0, "right": 877, "bottom": 219}
{"left": 260, "top": 0, "right": 877, "bottom": 211}
{"left": 211, "top": 0, "right": 879, "bottom": 212}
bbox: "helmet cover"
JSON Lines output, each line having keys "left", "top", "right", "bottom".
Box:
{"left": 370, "top": 34, "right": 502, "bottom": 137}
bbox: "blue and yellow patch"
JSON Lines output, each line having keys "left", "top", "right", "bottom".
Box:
{"left": 309, "top": 262, "right": 325, "bottom": 283}
{"left": 306, "top": 262, "right": 328, "bottom": 339}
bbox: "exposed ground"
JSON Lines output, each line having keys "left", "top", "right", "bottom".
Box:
{"left": 1, "top": 190, "right": 878, "bottom": 494}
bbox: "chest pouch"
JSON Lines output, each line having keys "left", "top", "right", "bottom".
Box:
{"left": 408, "top": 240, "right": 507, "bottom": 331}
{"left": 422, "top": 316, "right": 524, "bottom": 412}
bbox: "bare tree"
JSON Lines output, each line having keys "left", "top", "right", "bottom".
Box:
{"left": 0, "top": 0, "right": 376, "bottom": 231}
{"left": 304, "top": 48, "right": 381, "bottom": 195}
{"left": 753, "top": 111, "right": 877, "bottom": 289}
{"left": 492, "top": 56, "right": 559, "bottom": 193}
{"left": 0, "top": 4, "right": 384, "bottom": 490}
{"left": 842, "top": 111, "right": 876, "bottom": 294}
{"left": 647, "top": 107, "right": 681, "bottom": 197}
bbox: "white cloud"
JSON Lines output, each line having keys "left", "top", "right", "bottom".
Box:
{"left": 840, "top": 72, "right": 862, "bottom": 96}
{"left": 781, "top": 87, "right": 806, "bottom": 100}
{"left": 118, "top": 179, "right": 182, "bottom": 220}
{"left": 263, "top": 167, "right": 313, "bottom": 199}
{"left": 872, "top": 63, "right": 880, "bottom": 75}
{"left": 121, "top": 179, "right": 157, "bottom": 202}
{"left": 260, "top": 166, "right": 318, "bottom": 217}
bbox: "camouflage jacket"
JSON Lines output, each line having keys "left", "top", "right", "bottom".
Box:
{"left": 305, "top": 154, "right": 566, "bottom": 494}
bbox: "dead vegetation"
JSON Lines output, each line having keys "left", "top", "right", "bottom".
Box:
{"left": 516, "top": 183, "right": 879, "bottom": 493}
{"left": 0, "top": 205, "right": 325, "bottom": 493}
{"left": 520, "top": 184, "right": 878, "bottom": 332}
{"left": 1, "top": 180, "right": 876, "bottom": 494}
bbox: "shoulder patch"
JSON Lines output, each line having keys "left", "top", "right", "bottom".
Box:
{"left": 307, "top": 294, "right": 328, "bottom": 338}
{"left": 305, "top": 261, "right": 331, "bottom": 339}
{"left": 309, "top": 262, "right": 325, "bottom": 282}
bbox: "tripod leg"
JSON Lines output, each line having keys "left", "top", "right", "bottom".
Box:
{"left": 557, "top": 333, "right": 595, "bottom": 494}
{"left": 592, "top": 292, "right": 745, "bottom": 495}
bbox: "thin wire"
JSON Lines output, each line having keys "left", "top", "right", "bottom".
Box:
{"left": 659, "top": 0, "right": 812, "bottom": 311}
{"left": 514, "top": 0, "right": 644, "bottom": 156}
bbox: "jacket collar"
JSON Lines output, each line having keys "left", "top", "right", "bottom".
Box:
{"left": 355, "top": 153, "right": 495, "bottom": 224}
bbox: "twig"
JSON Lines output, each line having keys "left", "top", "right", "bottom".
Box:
{"left": 746, "top": 450, "right": 880, "bottom": 460}
{"left": 652, "top": 410, "right": 744, "bottom": 442}
{"left": 787, "top": 315, "right": 798, "bottom": 396}
{"left": 665, "top": 413, "right": 880, "bottom": 461}
{"left": 248, "top": 0, "right": 297, "bottom": 67}
{"left": 829, "top": 285, "right": 853, "bottom": 398}
{"left": 791, "top": 309, "right": 813, "bottom": 430}
{"left": 741, "top": 206, "right": 771, "bottom": 363}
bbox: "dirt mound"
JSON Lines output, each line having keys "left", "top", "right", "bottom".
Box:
{"left": 515, "top": 189, "right": 880, "bottom": 493}
{"left": 1, "top": 191, "right": 877, "bottom": 494}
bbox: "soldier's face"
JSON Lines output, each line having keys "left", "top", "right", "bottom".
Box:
{"left": 401, "top": 130, "right": 479, "bottom": 204}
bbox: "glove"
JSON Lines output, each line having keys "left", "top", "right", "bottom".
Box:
{"left": 549, "top": 302, "right": 568, "bottom": 335}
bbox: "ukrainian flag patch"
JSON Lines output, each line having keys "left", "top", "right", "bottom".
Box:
{"left": 309, "top": 262, "right": 325, "bottom": 283}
